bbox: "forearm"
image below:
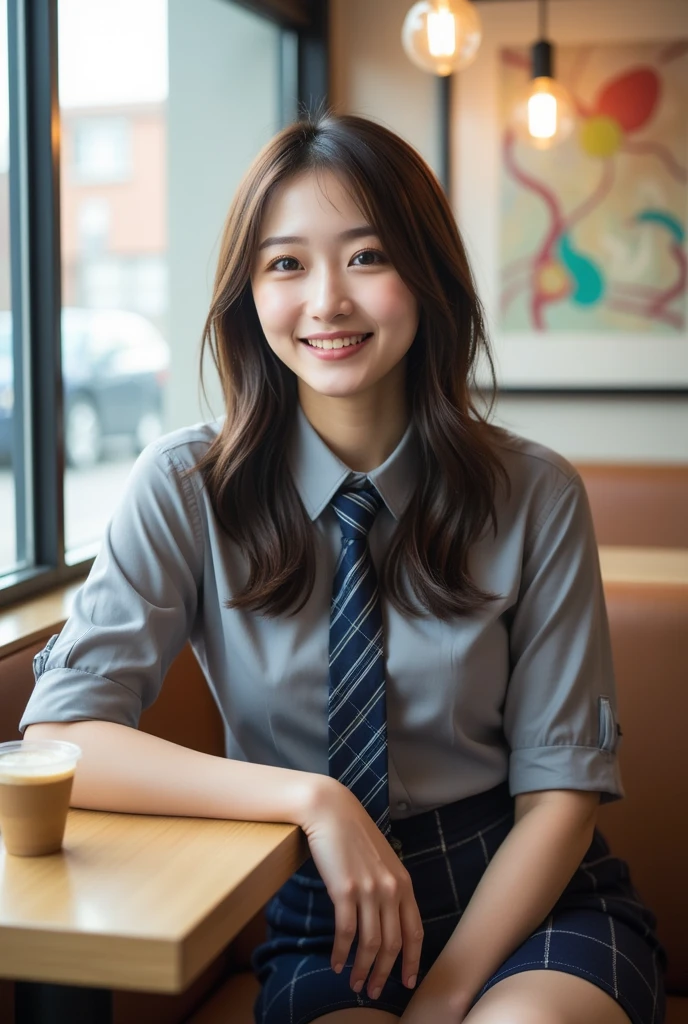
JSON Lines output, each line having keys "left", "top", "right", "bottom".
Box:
{"left": 430, "top": 791, "right": 599, "bottom": 1013}
{"left": 23, "top": 720, "right": 323, "bottom": 828}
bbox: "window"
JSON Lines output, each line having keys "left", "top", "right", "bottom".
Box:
{"left": 0, "top": 0, "right": 14, "bottom": 577}
{"left": 72, "top": 117, "right": 132, "bottom": 184}
{"left": 0, "top": 0, "right": 327, "bottom": 606}
{"left": 60, "top": 0, "right": 284, "bottom": 557}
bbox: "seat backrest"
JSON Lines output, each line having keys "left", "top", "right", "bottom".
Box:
{"left": 576, "top": 463, "right": 688, "bottom": 547}
{"left": 598, "top": 580, "right": 688, "bottom": 994}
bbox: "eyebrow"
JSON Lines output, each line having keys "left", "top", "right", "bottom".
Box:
{"left": 257, "top": 225, "right": 378, "bottom": 251}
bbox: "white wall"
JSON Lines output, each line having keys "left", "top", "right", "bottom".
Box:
{"left": 330, "top": 0, "right": 441, "bottom": 175}
{"left": 330, "top": 0, "right": 688, "bottom": 462}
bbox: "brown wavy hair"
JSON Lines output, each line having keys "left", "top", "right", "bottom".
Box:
{"left": 191, "top": 112, "right": 507, "bottom": 620}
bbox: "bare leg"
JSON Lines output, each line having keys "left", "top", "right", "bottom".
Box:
{"left": 463, "top": 970, "right": 632, "bottom": 1023}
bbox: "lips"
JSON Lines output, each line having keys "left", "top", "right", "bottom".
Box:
{"left": 299, "top": 332, "right": 374, "bottom": 360}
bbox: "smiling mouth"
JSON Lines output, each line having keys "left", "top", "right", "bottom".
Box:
{"left": 299, "top": 333, "right": 373, "bottom": 350}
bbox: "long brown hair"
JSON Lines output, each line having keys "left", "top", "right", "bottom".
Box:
{"left": 191, "top": 112, "right": 507, "bottom": 620}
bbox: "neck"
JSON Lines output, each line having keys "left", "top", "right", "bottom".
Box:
{"left": 298, "top": 367, "right": 409, "bottom": 472}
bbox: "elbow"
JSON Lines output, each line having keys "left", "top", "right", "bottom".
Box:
{"left": 23, "top": 721, "right": 84, "bottom": 742}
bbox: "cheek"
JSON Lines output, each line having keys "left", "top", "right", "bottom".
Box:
{"left": 367, "top": 279, "right": 418, "bottom": 334}
{"left": 252, "top": 283, "right": 298, "bottom": 335}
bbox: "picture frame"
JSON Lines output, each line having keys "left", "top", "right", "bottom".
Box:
{"left": 449, "top": 0, "right": 688, "bottom": 394}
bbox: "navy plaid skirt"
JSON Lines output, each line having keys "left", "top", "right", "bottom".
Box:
{"left": 251, "top": 782, "right": 667, "bottom": 1024}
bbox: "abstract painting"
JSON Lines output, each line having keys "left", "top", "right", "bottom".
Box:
{"left": 499, "top": 42, "right": 688, "bottom": 335}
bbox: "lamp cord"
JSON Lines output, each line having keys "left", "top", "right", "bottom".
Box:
{"left": 538, "top": 0, "right": 547, "bottom": 40}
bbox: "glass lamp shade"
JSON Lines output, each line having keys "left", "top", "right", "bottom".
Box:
{"left": 512, "top": 76, "right": 576, "bottom": 149}
{"left": 402, "top": 0, "right": 482, "bottom": 76}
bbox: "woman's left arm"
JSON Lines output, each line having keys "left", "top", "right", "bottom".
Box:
{"left": 399, "top": 788, "right": 599, "bottom": 1022}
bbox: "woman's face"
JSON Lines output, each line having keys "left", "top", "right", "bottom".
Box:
{"left": 250, "top": 170, "right": 419, "bottom": 403}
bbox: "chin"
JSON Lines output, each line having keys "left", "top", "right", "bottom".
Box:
{"left": 308, "top": 383, "right": 367, "bottom": 399}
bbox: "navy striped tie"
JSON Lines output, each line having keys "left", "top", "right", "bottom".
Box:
{"left": 328, "top": 485, "right": 391, "bottom": 838}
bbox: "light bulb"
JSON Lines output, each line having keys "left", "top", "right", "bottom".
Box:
{"left": 427, "top": 9, "right": 456, "bottom": 57}
{"left": 512, "top": 76, "right": 576, "bottom": 150}
{"left": 402, "top": 0, "right": 482, "bottom": 76}
{"left": 528, "top": 91, "right": 557, "bottom": 139}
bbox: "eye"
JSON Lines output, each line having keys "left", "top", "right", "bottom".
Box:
{"left": 350, "top": 249, "right": 387, "bottom": 267}
{"left": 268, "top": 255, "right": 302, "bottom": 272}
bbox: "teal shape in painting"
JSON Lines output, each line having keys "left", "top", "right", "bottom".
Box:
{"left": 558, "top": 233, "right": 605, "bottom": 306}
{"left": 635, "top": 209, "right": 685, "bottom": 243}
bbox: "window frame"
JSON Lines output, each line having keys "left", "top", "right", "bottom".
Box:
{"left": 0, "top": 0, "right": 329, "bottom": 608}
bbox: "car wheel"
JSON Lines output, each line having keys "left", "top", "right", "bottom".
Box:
{"left": 66, "top": 398, "right": 102, "bottom": 469}
{"left": 134, "top": 411, "right": 163, "bottom": 453}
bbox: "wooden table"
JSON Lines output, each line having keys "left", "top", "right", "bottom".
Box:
{"left": 598, "top": 545, "right": 688, "bottom": 586}
{"left": 0, "top": 808, "right": 308, "bottom": 1023}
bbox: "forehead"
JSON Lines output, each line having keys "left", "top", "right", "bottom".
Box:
{"left": 259, "top": 169, "right": 369, "bottom": 233}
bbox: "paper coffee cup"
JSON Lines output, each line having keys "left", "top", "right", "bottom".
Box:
{"left": 0, "top": 740, "right": 82, "bottom": 856}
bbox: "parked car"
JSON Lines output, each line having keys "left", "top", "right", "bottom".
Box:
{"left": 0, "top": 308, "right": 170, "bottom": 469}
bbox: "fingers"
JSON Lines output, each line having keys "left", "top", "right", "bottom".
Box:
{"left": 364, "top": 878, "right": 404, "bottom": 999}
{"left": 399, "top": 888, "right": 424, "bottom": 991}
{"left": 345, "top": 871, "right": 422, "bottom": 1000}
{"left": 331, "top": 884, "right": 358, "bottom": 975}
{"left": 349, "top": 883, "right": 381, "bottom": 993}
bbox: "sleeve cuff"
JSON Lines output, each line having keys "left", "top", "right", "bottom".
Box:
{"left": 509, "top": 744, "right": 624, "bottom": 804}
{"left": 19, "top": 668, "right": 142, "bottom": 733}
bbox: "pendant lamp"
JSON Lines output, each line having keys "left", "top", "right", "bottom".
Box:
{"left": 512, "top": 0, "right": 575, "bottom": 148}
{"left": 402, "top": 0, "right": 482, "bottom": 77}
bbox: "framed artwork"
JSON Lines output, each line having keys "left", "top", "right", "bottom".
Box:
{"left": 451, "top": 1, "right": 688, "bottom": 393}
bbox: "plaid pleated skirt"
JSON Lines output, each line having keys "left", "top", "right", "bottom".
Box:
{"left": 250, "top": 782, "right": 667, "bottom": 1024}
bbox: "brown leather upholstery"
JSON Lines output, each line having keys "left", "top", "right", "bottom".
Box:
{"left": 1, "top": 572, "right": 687, "bottom": 1018}
{"left": 598, "top": 581, "right": 688, "bottom": 994}
{"left": 667, "top": 997, "right": 688, "bottom": 1024}
{"left": 576, "top": 463, "right": 688, "bottom": 548}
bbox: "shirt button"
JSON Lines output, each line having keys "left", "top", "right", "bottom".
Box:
{"left": 397, "top": 801, "right": 409, "bottom": 811}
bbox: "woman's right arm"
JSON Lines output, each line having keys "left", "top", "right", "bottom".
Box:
{"left": 23, "top": 718, "right": 320, "bottom": 823}
{"left": 24, "top": 718, "right": 423, "bottom": 1001}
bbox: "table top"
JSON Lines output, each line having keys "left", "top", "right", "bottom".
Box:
{"left": 0, "top": 809, "right": 307, "bottom": 993}
{"left": 598, "top": 546, "right": 688, "bottom": 586}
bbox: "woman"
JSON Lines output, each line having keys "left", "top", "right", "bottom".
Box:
{"left": 22, "top": 114, "right": 666, "bottom": 1024}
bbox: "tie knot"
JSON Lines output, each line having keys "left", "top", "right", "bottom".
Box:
{"left": 331, "top": 485, "right": 383, "bottom": 541}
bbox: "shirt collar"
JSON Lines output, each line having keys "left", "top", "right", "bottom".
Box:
{"left": 288, "top": 403, "right": 419, "bottom": 522}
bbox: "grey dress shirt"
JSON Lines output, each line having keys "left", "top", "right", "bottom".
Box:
{"left": 20, "top": 405, "right": 623, "bottom": 816}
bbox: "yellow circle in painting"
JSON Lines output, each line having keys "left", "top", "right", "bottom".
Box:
{"left": 579, "top": 115, "right": 623, "bottom": 157}
{"left": 537, "top": 261, "right": 569, "bottom": 297}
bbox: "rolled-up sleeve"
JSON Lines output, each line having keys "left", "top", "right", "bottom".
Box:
{"left": 19, "top": 443, "right": 204, "bottom": 732}
{"left": 504, "top": 473, "right": 623, "bottom": 803}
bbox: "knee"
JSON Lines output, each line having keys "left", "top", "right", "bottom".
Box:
{"left": 466, "top": 993, "right": 563, "bottom": 1024}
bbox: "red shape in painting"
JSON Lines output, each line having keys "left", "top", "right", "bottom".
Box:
{"left": 594, "top": 67, "right": 660, "bottom": 132}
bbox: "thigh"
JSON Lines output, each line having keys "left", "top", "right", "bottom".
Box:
{"left": 312, "top": 1012, "right": 399, "bottom": 1023}
{"left": 464, "top": 970, "right": 632, "bottom": 1024}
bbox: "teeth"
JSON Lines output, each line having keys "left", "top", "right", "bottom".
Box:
{"left": 306, "top": 334, "right": 368, "bottom": 349}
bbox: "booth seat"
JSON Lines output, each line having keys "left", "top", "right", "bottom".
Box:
{"left": 575, "top": 463, "right": 688, "bottom": 548}
{"left": 1, "top": 580, "right": 687, "bottom": 1022}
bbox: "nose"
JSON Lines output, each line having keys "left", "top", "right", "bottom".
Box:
{"left": 305, "top": 264, "right": 353, "bottom": 321}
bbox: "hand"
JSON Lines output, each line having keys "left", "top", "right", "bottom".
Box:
{"left": 399, "top": 953, "right": 470, "bottom": 1024}
{"left": 300, "top": 776, "right": 424, "bottom": 1000}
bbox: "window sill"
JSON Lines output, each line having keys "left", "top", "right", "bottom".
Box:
{"left": 0, "top": 578, "right": 86, "bottom": 659}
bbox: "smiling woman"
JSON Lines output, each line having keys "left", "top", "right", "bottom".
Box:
{"left": 195, "top": 112, "right": 502, "bottom": 620}
{"left": 21, "top": 112, "right": 666, "bottom": 1024}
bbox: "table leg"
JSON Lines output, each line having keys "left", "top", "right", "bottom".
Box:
{"left": 15, "top": 982, "right": 112, "bottom": 1023}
